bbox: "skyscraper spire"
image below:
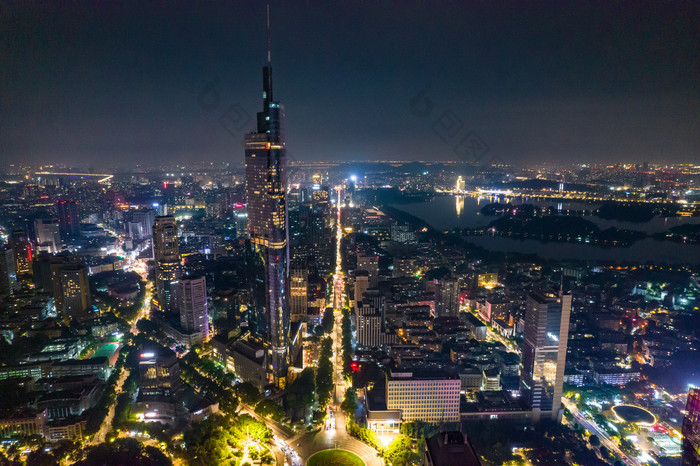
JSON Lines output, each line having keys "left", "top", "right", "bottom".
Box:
{"left": 262, "top": 3, "right": 273, "bottom": 111}
{"left": 266, "top": 3, "right": 271, "bottom": 66}
{"left": 245, "top": 3, "right": 290, "bottom": 389}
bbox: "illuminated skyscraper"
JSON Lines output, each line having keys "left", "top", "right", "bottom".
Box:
{"left": 682, "top": 389, "right": 700, "bottom": 465}
{"left": 521, "top": 289, "right": 571, "bottom": 422}
{"left": 59, "top": 264, "right": 91, "bottom": 322}
{"left": 10, "top": 230, "right": 32, "bottom": 276}
{"left": 244, "top": 6, "right": 290, "bottom": 388}
{"left": 153, "top": 216, "right": 181, "bottom": 312}
{"left": 289, "top": 264, "right": 308, "bottom": 323}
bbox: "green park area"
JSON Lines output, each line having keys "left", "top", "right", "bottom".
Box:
{"left": 306, "top": 449, "right": 366, "bottom": 466}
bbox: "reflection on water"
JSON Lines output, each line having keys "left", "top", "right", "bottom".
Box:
{"left": 455, "top": 196, "right": 464, "bottom": 217}
{"left": 392, "top": 195, "right": 700, "bottom": 265}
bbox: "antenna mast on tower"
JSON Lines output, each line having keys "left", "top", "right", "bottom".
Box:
{"left": 266, "top": 4, "right": 271, "bottom": 66}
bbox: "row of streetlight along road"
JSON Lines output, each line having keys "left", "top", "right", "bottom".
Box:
{"left": 562, "top": 398, "right": 639, "bottom": 466}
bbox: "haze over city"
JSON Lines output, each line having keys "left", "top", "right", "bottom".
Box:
{"left": 2, "top": 1, "right": 699, "bottom": 167}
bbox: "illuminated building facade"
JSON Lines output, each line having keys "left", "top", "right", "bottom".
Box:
{"left": 683, "top": 389, "right": 700, "bottom": 465}
{"left": 59, "top": 264, "right": 91, "bottom": 322}
{"left": 357, "top": 313, "right": 382, "bottom": 347}
{"left": 35, "top": 218, "right": 62, "bottom": 253}
{"left": 477, "top": 272, "right": 498, "bottom": 289}
{"left": 356, "top": 251, "right": 379, "bottom": 288}
{"left": 153, "top": 216, "right": 181, "bottom": 312}
{"left": 289, "top": 264, "right": 308, "bottom": 322}
{"left": 138, "top": 346, "right": 181, "bottom": 397}
{"left": 10, "top": 230, "right": 32, "bottom": 276}
{"left": 521, "top": 290, "right": 571, "bottom": 422}
{"left": 435, "top": 278, "right": 460, "bottom": 318}
{"left": 244, "top": 7, "right": 290, "bottom": 388}
{"left": 386, "top": 370, "right": 460, "bottom": 422}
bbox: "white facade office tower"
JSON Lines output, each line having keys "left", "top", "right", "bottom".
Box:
{"left": 178, "top": 276, "right": 209, "bottom": 339}
{"left": 132, "top": 209, "right": 156, "bottom": 240}
{"left": 35, "top": 218, "right": 62, "bottom": 253}
{"left": 521, "top": 290, "right": 571, "bottom": 422}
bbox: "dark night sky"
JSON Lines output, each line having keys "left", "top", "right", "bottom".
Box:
{"left": 2, "top": 1, "right": 699, "bottom": 168}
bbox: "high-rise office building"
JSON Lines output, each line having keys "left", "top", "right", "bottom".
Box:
{"left": 35, "top": 218, "right": 62, "bottom": 253}
{"left": 435, "top": 278, "right": 460, "bottom": 318}
{"left": 244, "top": 7, "right": 290, "bottom": 389}
{"left": 178, "top": 276, "right": 209, "bottom": 339}
{"left": 9, "top": 230, "right": 32, "bottom": 276}
{"left": 153, "top": 216, "right": 179, "bottom": 262}
{"left": 234, "top": 210, "right": 248, "bottom": 238}
{"left": 0, "top": 246, "right": 18, "bottom": 296}
{"left": 289, "top": 264, "right": 308, "bottom": 322}
{"left": 131, "top": 209, "right": 156, "bottom": 241}
{"left": 521, "top": 290, "right": 571, "bottom": 422}
{"left": 56, "top": 200, "right": 80, "bottom": 238}
{"left": 59, "top": 264, "right": 91, "bottom": 322}
{"left": 354, "top": 271, "right": 369, "bottom": 313}
{"left": 356, "top": 251, "right": 379, "bottom": 288}
{"left": 32, "top": 253, "right": 72, "bottom": 297}
{"left": 682, "top": 389, "right": 700, "bottom": 465}
{"left": 357, "top": 313, "right": 382, "bottom": 348}
{"left": 153, "top": 216, "right": 181, "bottom": 312}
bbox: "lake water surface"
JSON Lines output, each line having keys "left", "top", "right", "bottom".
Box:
{"left": 392, "top": 195, "right": 700, "bottom": 265}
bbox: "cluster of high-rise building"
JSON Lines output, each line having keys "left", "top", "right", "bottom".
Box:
{"left": 0, "top": 9, "right": 698, "bottom": 464}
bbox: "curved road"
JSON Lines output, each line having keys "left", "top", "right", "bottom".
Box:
{"left": 562, "top": 398, "right": 639, "bottom": 466}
